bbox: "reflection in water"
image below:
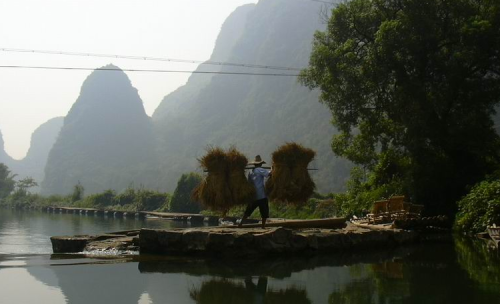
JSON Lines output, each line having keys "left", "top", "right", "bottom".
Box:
{"left": 0, "top": 267, "right": 67, "bottom": 304}
{"left": 189, "top": 277, "right": 311, "bottom": 304}
{"left": 455, "top": 235, "right": 500, "bottom": 292}
{"left": 1, "top": 240, "right": 499, "bottom": 304}
{"left": 327, "top": 239, "right": 500, "bottom": 304}
{"left": 1, "top": 210, "right": 500, "bottom": 303}
{"left": 329, "top": 262, "right": 410, "bottom": 303}
{"left": 138, "top": 247, "right": 415, "bottom": 279}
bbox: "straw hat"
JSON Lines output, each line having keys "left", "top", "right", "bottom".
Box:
{"left": 248, "top": 155, "right": 266, "bottom": 165}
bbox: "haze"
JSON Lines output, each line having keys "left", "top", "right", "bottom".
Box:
{"left": 0, "top": 0, "right": 257, "bottom": 159}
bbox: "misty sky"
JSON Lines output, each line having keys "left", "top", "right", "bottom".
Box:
{"left": 0, "top": 0, "right": 257, "bottom": 159}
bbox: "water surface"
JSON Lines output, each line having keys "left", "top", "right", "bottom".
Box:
{"left": 0, "top": 208, "right": 192, "bottom": 254}
{"left": 0, "top": 209, "right": 499, "bottom": 304}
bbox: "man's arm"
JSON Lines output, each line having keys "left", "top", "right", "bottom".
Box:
{"left": 256, "top": 167, "right": 271, "bottom": 178}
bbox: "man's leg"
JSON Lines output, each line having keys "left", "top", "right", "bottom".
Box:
{"left": 239, "top": 214, "right": 249, "bottom": 227}
{"left": 259, "top": 198, "right": 270, "bottom": 229}
{"left": 239, "top": 201, "right": 257, "bottom": 227}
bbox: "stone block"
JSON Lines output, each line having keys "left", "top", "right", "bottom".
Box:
{"left": 157, "top": 230, "right": 184, "bottom": 252}
{"left": 182, "top": 230, "right": 209, "bottom": 251}
{"left": 139, "top": 229, "right": 160, "bottom": 253}
{"left": 290, "top": 233, "right": 309, "bottom": 251}
{"left": 51, "top": 236, "right": 90, "bottom": 253}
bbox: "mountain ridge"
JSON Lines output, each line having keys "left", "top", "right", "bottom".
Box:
{"left": 42, "top": 65, "right": 160, "bottom": 195}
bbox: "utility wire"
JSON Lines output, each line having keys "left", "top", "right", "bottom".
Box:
{"left": 307, "top": 0, "right": 336, "bottom": 4}
{"left": 0, "top": 65, "right": 300, "bottom": 76}
{"left": 0, "top": 48, "right": 303, "bottom": 72}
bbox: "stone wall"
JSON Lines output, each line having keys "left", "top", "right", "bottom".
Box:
{"left": 139, "top": 225, "right": 419, "bottom": 257}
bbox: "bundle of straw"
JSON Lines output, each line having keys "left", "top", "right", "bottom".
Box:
{"left": 192, "top": 146, "right": 255, "bottom": 215}
{"left": 227, "top": 147, "right": 256, "bottom": 208}
{"left": 265, "top": 143, "right": 316, "bottom": 205}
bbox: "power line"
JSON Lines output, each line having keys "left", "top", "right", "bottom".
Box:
{"left": 0, "top": 48, "right": 304, "bottom": 72}
{"left": 0, "top": 65, "right": 300, "bottom": 76}
{"left": 308, "top": 0, "right": 336, "bottom": 4}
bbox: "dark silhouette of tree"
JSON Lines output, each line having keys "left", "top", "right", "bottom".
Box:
{"left": 170, "top": 173, "right": 203, "bottom": 213}
{"left": 301, "top": 0, "right": 500, "bottom": 215}
{"left": 71, "top": 182, "right": 84, "bottom": 203}
{"left": 0, "top": 163, "right": 16, "bottom": 199}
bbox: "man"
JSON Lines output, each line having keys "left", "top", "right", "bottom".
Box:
{"left": 239, "top": 155, "right": 271, "bottom": 228}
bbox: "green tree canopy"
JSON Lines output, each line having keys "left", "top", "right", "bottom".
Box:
{"left": 14, "top": 177, "right": 38, "bottom": 195}
{"left": 170, "top": 173, "right": 203, "bottom": 214}
{"left": 301, "top": 0, "right": 500, "bottom": 215}
{"left": 455, "top": 177, "right": 500, "bottom": 233}
{"left": 0, "top": 163, "right": 16, "bottom": 199}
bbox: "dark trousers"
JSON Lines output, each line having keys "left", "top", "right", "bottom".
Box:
{"left": 244, "top": 198, "right": 269, "bottom": 218}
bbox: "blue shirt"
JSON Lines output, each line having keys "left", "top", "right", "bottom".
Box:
{"left": 248, "top": 167, "right": 271, "bottom": 200}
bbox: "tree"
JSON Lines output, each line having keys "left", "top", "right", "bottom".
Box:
{"left": 300, "top": 0, "right": 500, "bottom": 215}
{"left": 14, "top": 177, "right": 38, "bottom": 196}
{"left": 85, "top": 189, "right": 116, "bottom": 208}
{"left": 71, "top": 182, "right": 84, "bottom": 203}
{"left": 134, "top": 189, "right": 169, "bottom": 211}
{"left": 170, "top": 173, "right": 203, "bottom": 214}
{"left": 0, "top": 163, "right": 16, "bottom": 199}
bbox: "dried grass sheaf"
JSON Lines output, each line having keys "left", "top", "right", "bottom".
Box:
{"left": 192, "top": 147, "right": 255, "bottom": 215}
{"left": 265, "top": 143, "right": 316, "bottom": 205}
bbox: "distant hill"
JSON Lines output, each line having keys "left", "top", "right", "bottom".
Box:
{"left": 153, "top": 0, "right": 351, "bottom": 193}
{"left": 39, "top": 0, "right": 351, "bottom": 195}
{"left": 0, "top": 130, "right": 16, "bottom": 169}
{"left": 20, "top": 117, "right": 64, "bottom": 189}
{"left": 0, "top": 118, "right": 63, "bottom": 191}
{"left": 41, "top": 65, "right": 160, "bottom": 195}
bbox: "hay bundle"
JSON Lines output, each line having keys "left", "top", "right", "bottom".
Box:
{"left": 227, "top": 147, "right": 256, "bottom": 208}
{"left": 192, "top": 147, "right": 255, "bottom": 215}
{"left": 265, "top": 143, "right": 316, "bottom": 205}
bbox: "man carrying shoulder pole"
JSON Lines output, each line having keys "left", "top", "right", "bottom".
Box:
{"left": 239, "top": 155, "right": 271, "bottom": 228}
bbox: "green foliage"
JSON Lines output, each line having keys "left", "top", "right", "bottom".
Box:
{"left": 455, "top": 178, "right": 500, "bottom": 233}
{"left": 269, "top": 198, "right": 338, "bottom": 219}
{"left": 114, "top": 187, "right": 137, "bottom": 206}
{"left": 83, "top": 189, "right": 116, "bottom": 208}
{"left": 77, "top": 187, "right": 169, "bottom": 211}
{"left": 301, "top": 0, "right": 500, "bottom": 215}
{"left": 0, "top": 163, "right": 16, "bottom": 199}
{"left": 134, "top": 189, "right": 169, "bottom": 211}
{"left": 0, "top": 192, "right": 70, "bottom": 209}
{"left": 332, "top": 166, "right": 407, "bottom": 217}
{"left": 10, "top": 177, "right": 39, "bottom": 201}
{"left": 71, "top": 182, "right": 84, "bottom": 203}
{"left": 1, "top": 178, "right": 170, "bottom": 212}
{"left": 169, "top": 173, "right": 203, "bottom": 213}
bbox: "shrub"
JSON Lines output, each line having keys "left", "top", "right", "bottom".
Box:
{"left": 334, "top": 167, "right": 406, "bottom": 218}
{"left": 84, "top": 190, "right": 116, "bottom": 208}
{"left": 455, "top": 179, "right": 500, "bottom": 233}
{"left": 135, "top": 189, "right": 169, "bottom": 211}
{"left": 71, "top": 183, "right": 84, "bottom": 203}
{"left": 114, "top": 187, "right": 136, "bottom": 206}
{"left": 170, "top": 173, "right": 203, "bottom": 213}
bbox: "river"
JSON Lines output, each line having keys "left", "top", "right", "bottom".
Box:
{"left": 0, "top": 208, "right": 499, "bottom": 304}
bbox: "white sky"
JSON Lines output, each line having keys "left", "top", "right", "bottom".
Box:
{"left": 0, "top": 0, "right": 257, "bottom": 159}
